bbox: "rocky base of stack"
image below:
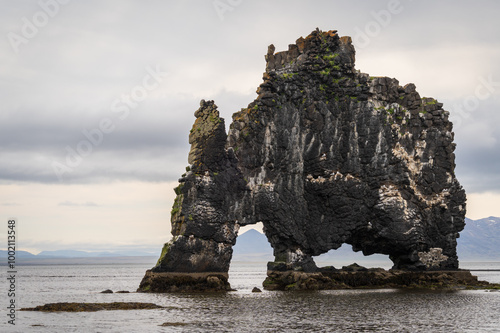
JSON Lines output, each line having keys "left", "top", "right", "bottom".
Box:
{"left": 137, "top": 270, "right": 232, "bottom": 293}
{"left": 263, "top": 267, "right": 499, "bottom": 291}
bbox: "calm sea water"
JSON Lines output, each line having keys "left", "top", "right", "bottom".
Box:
{"left": 2, "top": 262, "right": 500, "bottom": 332}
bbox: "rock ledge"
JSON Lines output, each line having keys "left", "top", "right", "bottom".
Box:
{"left": 264, "top": 268, "right": 499, "bottom": 291}
{"left": 138, "top": 271, "right": 231, "bottom": 293}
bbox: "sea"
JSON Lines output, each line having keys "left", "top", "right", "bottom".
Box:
{"left": 2, "top": 261, "right": 500, "bottom": 333}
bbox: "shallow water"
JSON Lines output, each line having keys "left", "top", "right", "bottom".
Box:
{"left": 3, "top": 262, "right": 500, "bottom": 332}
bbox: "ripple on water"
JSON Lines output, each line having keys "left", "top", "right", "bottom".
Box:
{"left": 14, "top": 263, "right": 500, "bottom": 332}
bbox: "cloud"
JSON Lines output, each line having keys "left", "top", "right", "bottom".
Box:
{"left": 450, "top": 97, "right": 500, "bottom": 193}
{"left": 1, "top": 202, "right": 21, "bottom": 206}
{"left": 465, "top": 192, "right": 500, "bottom": 220}
{"left": 58, "top": 201, "right": 100, "bottom": 207}
{"left": 0, "top": 181, "right": 175, "bottom": 252}
{"left": 0, "top": 0, "right": 499, "bottom": 196}
{"left": 0, "top": 89, "right": 254, "bottom": 184}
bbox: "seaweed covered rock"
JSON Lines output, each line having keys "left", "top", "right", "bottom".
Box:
{"left": 139, "top": 29, "right": 467, "bottom": 292}
{"left": 21, "top": 302, "right": 165, "bottom": 312}
{"left": 263, "top": 269, "right": 496, "bottom": 291}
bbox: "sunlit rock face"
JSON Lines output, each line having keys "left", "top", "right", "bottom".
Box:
{"left": 139, "top": 29, "right": 466, "bottom": 292}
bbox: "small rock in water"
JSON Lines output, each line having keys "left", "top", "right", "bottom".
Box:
{"left": 20, "top": 302, "right": 165, "bottom": 312}
{"left": 252, "top": 287, "right": 262, "bottom": 292}
{"left": 342, "top": 263, "right": 368, "bottom": 272}
{"left": 159, "top": 322, "right": 188, "bottom": 327}
{"left": 116, "top": 290, "right": 130, "bottom": 293}
{"left": 100, "top": 289, "right": 113, "bottom": 293}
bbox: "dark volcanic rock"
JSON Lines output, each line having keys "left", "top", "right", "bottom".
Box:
{"left": 20, "top": 302, "right": 165, "bottom": 312}
{"left": 139, "top": 29, "right": 467, "bottom": 292}
{"left": 263, "top": 269, "right": 498, "bottom": 291}
{"left": 149, "top": 100, "right": 245, "bottom": 274}
{"left": 138, "top": 271, "right": 232, "bottom": 293}
{"left": 342, "top": 263, "right": 368, "bottom": 272}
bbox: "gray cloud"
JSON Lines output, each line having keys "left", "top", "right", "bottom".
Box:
{"left": 452, "top": 97, "right": 500, "bottom": 193}
{"left": 1, "top": 0, "right": 499, "bottom": 194}
{"left": 58, "top": 201, "right": 100, "bottom": 207}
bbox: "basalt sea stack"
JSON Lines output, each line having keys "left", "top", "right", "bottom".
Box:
{"left": 138, "top": 29, "right": 468, "bottom": 292}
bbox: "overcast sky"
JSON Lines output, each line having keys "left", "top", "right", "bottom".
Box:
{"left": 1, "top": 0, "right": 499, "bottom": 254}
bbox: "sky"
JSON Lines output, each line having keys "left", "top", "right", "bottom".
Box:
{"left": 1, "top": 0, "right": 499, "bottom": 254}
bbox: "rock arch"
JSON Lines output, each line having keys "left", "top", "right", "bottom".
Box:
{"left": 138, "top": 29, "right": 466, "bottom": 292}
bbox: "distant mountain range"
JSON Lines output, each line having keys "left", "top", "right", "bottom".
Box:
{"left": 0, "top": 249, "right": 160, "bottom": 265}
{"left": 233, "top": 217, "right": 500, "bottom": 264}
{"left": 232, "top": 229, "right": 393, "bottom": 267}
{"left": 2, "top": 217, "right": 498, "bottom": 265}
{"left": 0, "top": 249, "right": 158, "bottom": 259}
{"left": 36, "top": 249, "right": 159, "bottom": 257}
{"left": 232, "top": 229, "right": 274, "bottom": 262}
{"left": 457, "top": 216, "right": 500, "bottom": 260}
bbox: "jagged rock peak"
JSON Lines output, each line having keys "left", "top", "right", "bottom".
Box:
{"left": 188, "top": 99, "right": 227, "bottom": 173}
{"left": 265, "top": 29, "right": 354, "bottom": 73}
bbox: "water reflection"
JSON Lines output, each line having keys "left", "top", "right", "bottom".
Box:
{"left": 150, "top": 288, "right": 500, "bottom": 332}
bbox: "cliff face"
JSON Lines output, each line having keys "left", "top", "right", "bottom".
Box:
{"left": 155, "top": 101, "right": 245, "bottom": 273}
{"left": 139, "top": 29, "right": 466, "bottom": 292}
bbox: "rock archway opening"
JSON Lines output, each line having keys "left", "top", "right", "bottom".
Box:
{"left": 229, "top": 222, "right": 273, "bottom": 290}
{"left": 315, "top": 244, "right": 393, "bottom": 270}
